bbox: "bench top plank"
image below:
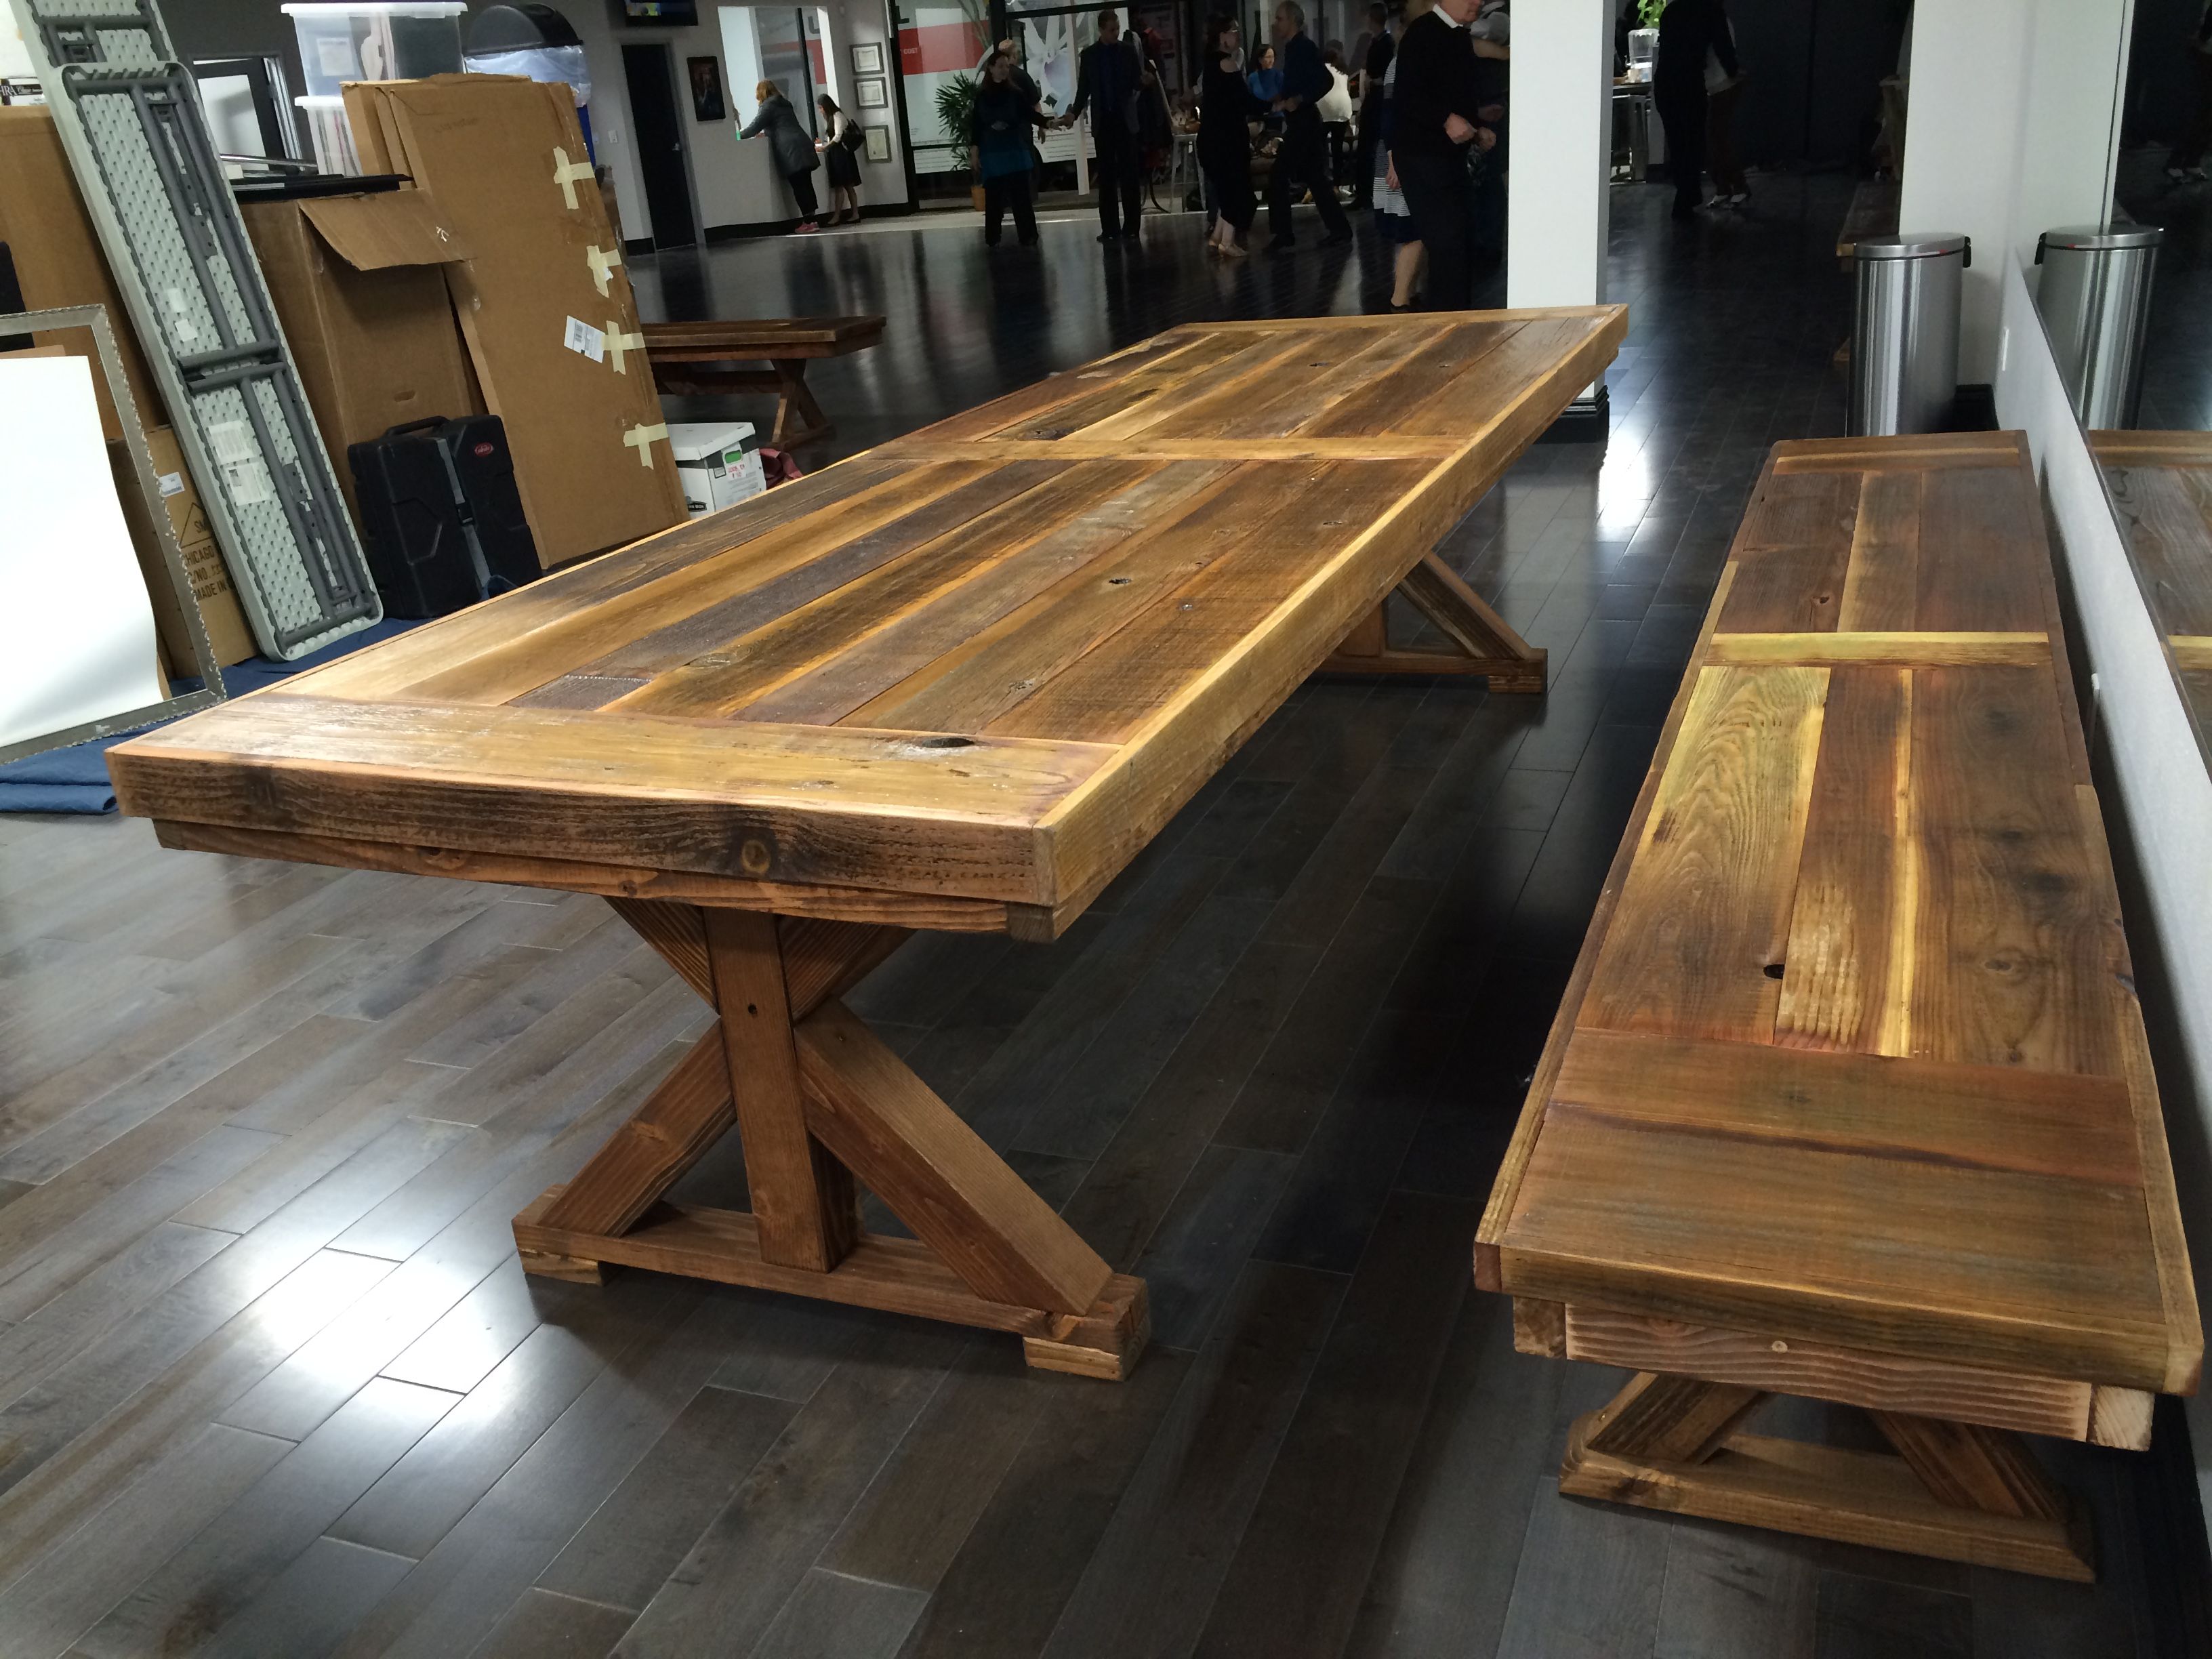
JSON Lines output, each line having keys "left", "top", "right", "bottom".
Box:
{"left": 1477, "top": 431, "right": 2201, "bottom": 1399}
{"left": 640, "top": 315, "right": 887, "bottom": 358}
{"left": 109, "top": 307, "right": 1625, "bottom": 932}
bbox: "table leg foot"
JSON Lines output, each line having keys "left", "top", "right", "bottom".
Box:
{"left": 1319, "top": 553, "right": 1548, "bottom": 693}
{"left": 1023, "top": 1275, "right": 1150, "bottom": 1380}
{"left": 1559, "top": 1374, "right": 2096, "bottom": 1582}
{"left": 518, "top": 1247, "right": 606, "bottom": 1286}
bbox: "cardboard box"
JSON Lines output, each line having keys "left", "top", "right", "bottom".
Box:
{"left": 108, "top": 426, "right": 257, "bottom": 669}
{"left": 342, "top": 76, "right": 685, "bottom": 567}
{"left": 241, "top": 188, "right": 481, "bottom": 533}
{"left": 0, "top": 106, "right": 168, "bottom": 441}
{"left": 670, "top": 421, "right": 765, "bottom": 517}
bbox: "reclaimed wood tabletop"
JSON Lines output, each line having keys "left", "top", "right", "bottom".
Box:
{"left": 108, "top": 306, "right": 1625, "bottom": 1381}
{"left": 2089, "top": 428, "right": 2212, "bottom": 742}
{"left": 1477, "top": 430, "right": 2200, "bottom": 1581}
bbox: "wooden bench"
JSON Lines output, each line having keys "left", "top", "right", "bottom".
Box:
{"left": 1836, "top": 177, "right": 1899, "bottom": 269}
{"left": 2089, "top": 428, "right": 2212, "bottom": 738}
{"left": 643, "top": 314, "right": 886, "bottom": 449}
{"left": 1476, "top": 430, "right": 2200, "bottom": 1582}
{"left": 110, "top": 305, "right": 1624, "bottom": 1382}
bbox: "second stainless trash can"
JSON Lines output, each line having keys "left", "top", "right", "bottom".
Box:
{"left": 2035, "top": 225, "right": 2161, "bottom": 429}
{"left": 1850, "top": 232, "right": 1969, "bottom": 437}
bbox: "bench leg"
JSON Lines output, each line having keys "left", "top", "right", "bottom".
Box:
{"left": 1319, "top": 552, "right": 1548, "bottom": 693}
{"left": 512, "top": 898, "right": 1148, "bottom": 1380}
{"left": 1559, "top": 1373, "right": 2095, "bottom": 1581}
{"left": 772, "top": 361, "right": 834, "bottom": 449}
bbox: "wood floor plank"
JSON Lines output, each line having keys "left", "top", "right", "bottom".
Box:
{"left": 598, "top": 1322, "right": 969, "bottom": 1658}
{"left": 1040, "top": 1261, "right": 1342, "bottom": 1659}
{"left": 0, "top": 1421, "right": 292, "bottom": 1654}
{"left": 750, "top": 1568, "right": 929, "bottom": 1659}
{"left": 73, "top": 1376, "right": 457, "bottom": 1659}
{"left": 471, "top": 1588, "right": 638, "bottom": 1658}
{"left": 534, "top": 1380, "right": 798, "bottom": 1613}
{"left": 1189, "top": 1192, "right": 1478, "bottom": 1659}
{"left": 193, "top": 1536, "right": 415, "bottom": 1659}
{"left": 1491, "top": 1476, "right": 1671, "bottom": 1658}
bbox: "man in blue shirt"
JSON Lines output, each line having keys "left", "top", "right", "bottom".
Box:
{"left": 1264, "top": 0, "right": 1353, "bottom": 253}
{"left": 1062, "top": 8, "right": 1150, "bottom": 241}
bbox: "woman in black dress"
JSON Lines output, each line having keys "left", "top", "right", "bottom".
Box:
{"left": 816, "top": 93, "right": 863, "bottom": 224}
{"left": 1198, "top": 14, "right": 1259, "bottom": 256}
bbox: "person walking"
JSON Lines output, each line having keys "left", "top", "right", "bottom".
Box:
{"left": 1199, "top": 13, "right": 1259, "bottom": 256}
{"left": 739, "top": 81, "right": 823, "bottom": 233}
{"left": 1264, "top": 1, "right": 1353, "bottom": 253}
{"left": 816, "top": 94, "right": 865, "bottom": 224}
{"left": 974, "top": 51, "right": 1048, "bottom": 245}
{"left": 2170, "top": 3, "right": 2212, "bottom": 182}
{"left": 1372, "top": 0, "right": 1429, "bottom": 307}
{"left": 1353, "top": 2, "right": 1393, "bottom": 208}
{"left": 1391, "top": 0, "right": 1498, "bottom": 308}
{"left": 1061, "top": 7, "right": 1151, "bottom": 241}
{"left": 1652, "top": 0, "right": 1736, "bottom": 219}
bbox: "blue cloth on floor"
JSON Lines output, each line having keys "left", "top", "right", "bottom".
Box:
{"left": 0, "top": 617, "right": 423, "bottom": 815}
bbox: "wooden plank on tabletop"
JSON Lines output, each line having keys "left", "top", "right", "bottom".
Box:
{"left": 1576, "top": 665, "right": 1828, "bottom": 1042}
{"left": 1835, "top": 468, "right": 1922, "bottom": 631}
{"left": 609, "top": 464, "right": 1150, "bottom": 718}
{"left": 1704, "top": 632, "right": 2048, "bottom": 667}
{"left": 1913, "top": 455, "right": 2051, "bottom": 632}
{"left": 1773, "top": 665, "right": 1908, "bottom": 1054}
{"left": 1550, "top": 1028, "right": 2140, "bottom": 1185}
{"left": 1715, "top": 469, "right": 1860, "bottom": 634}
{"left": 1907, "top": 667, "right": 2116, "bottom": 1075}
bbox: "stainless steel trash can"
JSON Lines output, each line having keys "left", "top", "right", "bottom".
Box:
{"left": 2035, "top": 225, "right": 2161, "bottom": 429}
{"left": 1850, "top": 232, "right": 1969, "bottom": 436}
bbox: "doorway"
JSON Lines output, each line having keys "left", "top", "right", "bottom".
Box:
{"left": 622, "top": 43, "right": 699, "bottom": 248}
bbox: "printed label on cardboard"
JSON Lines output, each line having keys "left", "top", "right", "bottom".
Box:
{"left": 562, "top": 315, "right": 606, "bottom": 362}
{"left": 156, "top": 469, "right": 184, "bottom": 498}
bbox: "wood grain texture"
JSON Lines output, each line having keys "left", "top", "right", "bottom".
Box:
{"left": 108, "top": 308, "right": 1626, "bottom": 926}
{"left": 1479, "top": 432, "right": 2199, "bottom": 1418}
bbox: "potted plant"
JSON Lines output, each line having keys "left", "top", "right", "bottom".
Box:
{"left": 936, "top": 73, "right": 985, "bottom": 210}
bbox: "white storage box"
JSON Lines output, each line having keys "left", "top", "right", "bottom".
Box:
{"left": 282, "top": 3, "right": 467, "bottom": 100}
{"left": 670, "top": 422, "right": 765, "bottom": 517}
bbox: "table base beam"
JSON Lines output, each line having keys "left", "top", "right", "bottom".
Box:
{"left": 514, "top": 897, "right": 1145, "bottom": 1378}
{"left": 514, "top": 1190, "right": 1149, "bottom": 1378}
{"left": 1320, "top": 552, "right": 1547, "bottom": 693}
{"left": 1560, "top": 1373, "right": 2095, "bottom": 1582}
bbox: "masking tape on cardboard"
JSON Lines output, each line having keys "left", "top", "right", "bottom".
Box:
{"left": 585, "top": 243, "right": 623, "bottom": 296}
{"left": 552, "top": 146, "right": 595, "bottom": 209}
{"left": 605, "top": 324, "right": 647, "bottom": 375}
{"left": 623, "top": 422, "right": 670, "bottom": 467}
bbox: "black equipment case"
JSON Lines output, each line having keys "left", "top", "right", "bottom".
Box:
{"left": 346, "top": 415, "right": 539, "bottom": 617}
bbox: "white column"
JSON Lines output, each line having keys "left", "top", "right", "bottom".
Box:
{"left": 1899, "top": 0, "right": 2133, "bottom": 383}
{"left": 1505, "top": 0, "right": 1612, "bottom": 312}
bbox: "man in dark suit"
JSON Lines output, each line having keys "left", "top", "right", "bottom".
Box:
{"left": 1061, "top": 7, "right": 1150, "bottom": 241}
{"left": 1263, "top": 0, "right": 1353, "bottom": 253}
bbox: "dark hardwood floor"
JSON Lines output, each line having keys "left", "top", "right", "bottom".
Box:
{"left": 0, "top": 178, "right": 2192, "bottom": 1657}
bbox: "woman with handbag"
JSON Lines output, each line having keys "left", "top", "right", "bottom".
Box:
{"left": 739, "top": 81, "right": 823, "bottom": 233}
{"left": 817, "top": 93, "right": 865, "bottom": 225}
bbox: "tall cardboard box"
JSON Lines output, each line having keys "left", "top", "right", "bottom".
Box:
{"left": 241, "top": 188, "right": 481, "bottom": 533}
{"left": 0, "top": 106, "right": 168, "bottom": 441}
{"left": 108, "top": 426, "right": 258, "bottom": 669}
{"left": 344, "top": 77, "right": 685, "bottom": 567}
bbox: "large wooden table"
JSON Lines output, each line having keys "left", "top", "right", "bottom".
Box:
{"left": 109, "top": 307, "right": 1623, "bottom": 1380}
{"left": 1477, "top": 431, "right": 2200, "bottom": 1580}
{"left": 2089, "top": 429, "right": 2212, "bottom": 743}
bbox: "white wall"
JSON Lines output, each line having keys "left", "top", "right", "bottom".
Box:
{"left": 1504, "top": 0, "right": 1610, "bottom": 314}
{"left": 1900, "top": 0, "right": 2133, "bottom": 382}
{"left": 1992, "top": 255, "right": 2212, "bottom": 1519}
{"left": 572, "top": 0, "right": 907, "bottom": 240}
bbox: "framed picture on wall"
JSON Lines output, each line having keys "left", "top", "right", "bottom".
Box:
{"left": 849, "top": 41, "right": 883, "bottom": 76}
{"left": 863, "top": 123, "right": 892, "bottom": 163}
{"left": 687, "top": 55, "right": 725, "bottom": 121}
{"left": 855, "top": 77, "right": 887, "bottom": 110}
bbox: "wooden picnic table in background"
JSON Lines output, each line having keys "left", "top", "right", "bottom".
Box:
{"left": 110, "top": 305, "right": 1626, "bottom": 1381}
{"left": 643, "top": 315, "right": 886, "bottom": 449}
{"left": 1478, "top": 430, "right": 2200, "bottom": 1582}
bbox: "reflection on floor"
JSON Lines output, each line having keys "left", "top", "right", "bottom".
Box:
{"left": 0, "top": 178, "right": 2192, "bottom": 1658}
